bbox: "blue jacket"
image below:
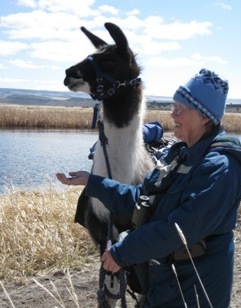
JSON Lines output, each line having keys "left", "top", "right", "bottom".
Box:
{"left": 85, "top": 131, "right": 241, "bottom": 307}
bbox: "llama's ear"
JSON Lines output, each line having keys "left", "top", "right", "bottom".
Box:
{"left": 104, "top": 22, "right": 130, "bottom": 60}
{"left": 80, "top": 26, "right": 107, "bottom": 49}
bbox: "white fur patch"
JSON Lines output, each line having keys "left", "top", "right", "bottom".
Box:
{"left": 91, "top": 98, "right": 154, "bottom": 218}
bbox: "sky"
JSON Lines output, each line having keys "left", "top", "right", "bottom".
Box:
{"left": 0, "top": 0, "right": 240, "bottom": 99}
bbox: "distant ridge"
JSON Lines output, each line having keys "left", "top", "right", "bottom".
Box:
{"left": 0, "top": 88, "right": 241, "bottom": 109}
{"left": 0, "top": 87, "right": 174, "bottom": 108}
{"left": 0, "top": 87, "right": 93, "bottom": 107}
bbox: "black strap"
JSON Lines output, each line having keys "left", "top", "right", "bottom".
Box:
{"left": 97, "top": 119, "right": 127, "bottom": 308}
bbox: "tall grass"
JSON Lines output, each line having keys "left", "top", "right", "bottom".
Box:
{"left": 0, "top": 105, "right": 93, "bottom": 129}
{"left": 1, "top": 104, "right": 241, "bottom": 132}
{"left": 0, "top": 186, "right": 97, "bottom": 283}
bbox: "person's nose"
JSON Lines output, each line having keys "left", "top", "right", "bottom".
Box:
{"left": 171, "top": 110, "right": 176, "bottom": 118}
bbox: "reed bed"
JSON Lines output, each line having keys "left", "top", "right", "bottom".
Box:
{"left": 1, "top": 104, "right": 241, "bottom": 133}
{"left": 0, "top": 105, "right": 93, "bottom": 129}
{"left": 0, "top": 186, "right": 97, "bottom": 283}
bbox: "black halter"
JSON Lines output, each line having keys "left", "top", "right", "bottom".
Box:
{"left": 87, "top": 56, "right": 141, "bottom": 101}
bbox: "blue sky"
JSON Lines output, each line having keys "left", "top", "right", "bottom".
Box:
{"left": 0, "top": 0, "right": 240, "bottom": 98}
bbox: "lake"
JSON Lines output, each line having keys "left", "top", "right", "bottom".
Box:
{"left": 0, "top": 129, "right": 98, "bottom": 194}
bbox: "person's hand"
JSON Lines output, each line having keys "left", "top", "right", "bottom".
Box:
{"left": 56, "top": 171, "right": 90, "bottom": 186}
{"left": 101, "top": 250, "right": 121, "bottom": 273}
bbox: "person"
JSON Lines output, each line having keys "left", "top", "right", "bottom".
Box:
{"left": 56, "top": 68, "right": 241, "bottom": 307}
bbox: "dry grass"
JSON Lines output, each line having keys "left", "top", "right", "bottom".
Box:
{"left": 0, "top": 186, "right": 97, "bottom": 283}
{"left": 1, "top": 104, "right": 241, "bottom": 133}
{"left": 221, "top": 113, "right": 241, "bottom": 133}
{"left": 0, "top": 105, "right": 93, "bottom": 129}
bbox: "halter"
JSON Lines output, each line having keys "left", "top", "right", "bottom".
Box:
{"left": 87, "top": 56, "right": 141, "bottom": 101}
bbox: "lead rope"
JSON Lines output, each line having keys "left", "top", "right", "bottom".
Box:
{"left": 95, "top": 105, "right": 127, "bottom": 308}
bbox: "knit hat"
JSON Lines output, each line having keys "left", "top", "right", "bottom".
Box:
{"left": 173, "top": 69, "right": 229, "bottom": 125}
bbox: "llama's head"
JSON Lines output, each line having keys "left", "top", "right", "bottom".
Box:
{"left": 64, "top": 22, "right": 141, "bottom": 101}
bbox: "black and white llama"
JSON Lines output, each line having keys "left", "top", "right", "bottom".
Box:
{"left": 63, "top": 22, "right": 154, "bottom": 306}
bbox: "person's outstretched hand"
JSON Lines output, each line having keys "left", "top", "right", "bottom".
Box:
{"left": 56, "top": 171, "right": 90, "bottom": 186}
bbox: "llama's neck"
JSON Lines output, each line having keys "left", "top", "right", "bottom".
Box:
{"left": 102, "top": 87, "right": 142, "bottom": 128}
{"left": 92, "top": 97, "right": 153, "bottom": 184}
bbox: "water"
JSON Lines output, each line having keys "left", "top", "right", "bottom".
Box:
{"left": 0, "top": 129, "right": 98, "bottom": 194}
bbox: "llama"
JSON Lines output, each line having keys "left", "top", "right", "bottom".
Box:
{"left": 63, "top": 22, "right": 154, "bottom": 306}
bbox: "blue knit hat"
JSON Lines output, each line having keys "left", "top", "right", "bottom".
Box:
{"left": 173, "top": 68, "right": 229, "bottom": 125}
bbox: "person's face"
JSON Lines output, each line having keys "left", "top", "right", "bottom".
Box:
{"left": 171, "top": 102, "right": 210, "bottom": 147}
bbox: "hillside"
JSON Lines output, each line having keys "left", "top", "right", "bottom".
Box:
{"left": 0, "top": 88, "right": 94, "bottom": 108}
{"left": 0, "top": 88, "right": 241, "bottom": 110}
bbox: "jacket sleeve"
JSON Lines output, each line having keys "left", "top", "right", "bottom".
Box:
{"left": 110, "top": 152, "right": 241, "bottom": 267}
{"left": 85, "top": 174, "right": 143, "bottom": 217}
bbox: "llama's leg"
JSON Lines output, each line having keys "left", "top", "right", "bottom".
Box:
{"left": 103, "top": 272, "right": 122, "bottom": 307}
{"left": 97, "top": 242, "right": 122, "bottom": 308}
{"left": 99, "top": 269, "right": 129, "bottom": 308}
{"left": 74, "top": 188, "right": 89, "bottom": 228}
{"left": 81, "top": 199, "right": 129, "bottom": 307}
{"left": 99, "top": 243, "right": 124, "bottom": 307}
{"left": 134, "top": 295, "right": 146, "bottom": 307}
